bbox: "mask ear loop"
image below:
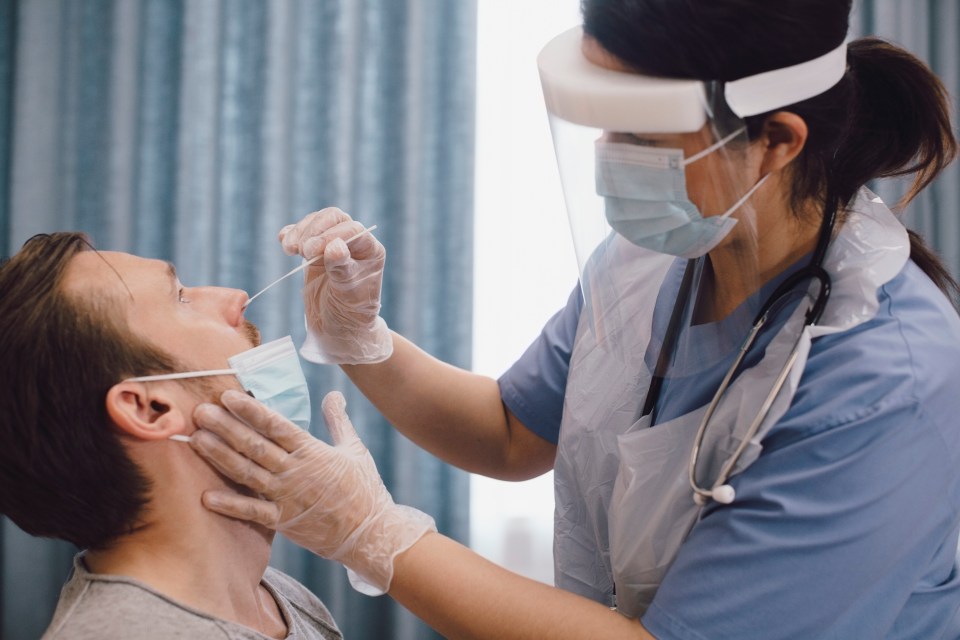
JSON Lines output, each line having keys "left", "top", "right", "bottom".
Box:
{"left": 125, "top": 369, "right": 238, "bottom": 444}
{"left": 680, "top": 127, "right": 746, "bottom": 167}
{"left": 126, "top": 370, "right": 237, "bottom": 382}
{"left": 716, "top": 173, "right": 771, "bottom": 220}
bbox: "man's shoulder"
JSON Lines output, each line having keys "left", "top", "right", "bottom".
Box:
{"left": 43, "top": 557, "right": 342, "bottom": 640}
{"left": 42, "top": 556, "right": 342, "bottom": 640}
{"left": 42, "top": 569, "right": 228, "bottom": 640}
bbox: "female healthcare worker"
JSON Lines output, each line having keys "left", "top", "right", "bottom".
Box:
{"left": 190, "top": 1, "right": 960, "bottom": 637}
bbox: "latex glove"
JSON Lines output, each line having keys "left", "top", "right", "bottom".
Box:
{"left": 191, "top": 389, "right": 436, "bottom": 595}
{"left": 279, "top": 207, "right": 393, "bottom": 364}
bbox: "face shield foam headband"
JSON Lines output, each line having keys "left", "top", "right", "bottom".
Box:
{"left": 126, "top": 335, "right": 312, "bottom": 433}
{"left": 537, "top": 26, "right": 848, "bottom": 268}
{"left": 538, "top": 26, "right": 848, "bottom": 132}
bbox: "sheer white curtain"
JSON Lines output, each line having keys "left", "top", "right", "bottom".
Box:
{"left": 471, "top": 0, "right": 579, "bottom": 586}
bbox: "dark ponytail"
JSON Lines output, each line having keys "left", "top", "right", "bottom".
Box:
{"left": 835, "top": 39, "right": 958, "bottom": 301}
{"left": 840, "top": 39, "right": 957, "bottom": 205}
{"left": 752, "top": 37, "right": 960, "bottom": 302}
{"left": 581, "top": 0, "right": 960, "bottom": 302}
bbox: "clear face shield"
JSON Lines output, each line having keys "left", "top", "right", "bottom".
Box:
{"left": 538, "top": 27, "right": 847, "bottom": 350}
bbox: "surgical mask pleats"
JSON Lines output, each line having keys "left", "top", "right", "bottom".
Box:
{"left": 593, "top": 131, "right": 763, "bottom": 259}
{"left": 227, "top": 336, "right": 312, "bottom": 430}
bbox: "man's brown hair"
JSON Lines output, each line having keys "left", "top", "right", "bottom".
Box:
{"left": 0, "top": 233, "right": 178, "bottom": 549}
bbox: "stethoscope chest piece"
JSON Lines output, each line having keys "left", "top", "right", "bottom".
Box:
{"left": 693, "top": 484, "right": 736, "bottom": 506}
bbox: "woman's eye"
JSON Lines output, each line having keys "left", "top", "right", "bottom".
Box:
{"left": 178, "top": 288, "right": 191, "bottom": 304}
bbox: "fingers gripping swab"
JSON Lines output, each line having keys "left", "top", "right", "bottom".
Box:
{"left": 242, "top": 225, "right": 377, "bottom": 310}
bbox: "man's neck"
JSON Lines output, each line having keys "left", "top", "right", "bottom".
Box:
{"left": 84, "top": 480, "right": 286, "bottom": 636}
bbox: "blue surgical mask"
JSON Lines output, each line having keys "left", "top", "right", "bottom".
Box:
{"left": 594, "top": 128, "right": 768, "bottom": 259}
{"left": 127, "top": 335, "right": 312, "bottom": 431}
{"left": 227, "top": 336, "right": 311, "bottom": 429}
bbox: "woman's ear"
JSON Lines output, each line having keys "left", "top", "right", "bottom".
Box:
{"left": 759, "top": 111, "right": 809, "bottom": 175}
{"left": 106, "top": 381, "right": 188, "bottom": 440}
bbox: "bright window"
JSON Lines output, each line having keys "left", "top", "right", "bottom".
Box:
{"left": 471, "top": 0, "right": 581, "bottom": 584}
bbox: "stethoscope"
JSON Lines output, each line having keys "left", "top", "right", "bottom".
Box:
{"left": 641, "top": 204, "right": 837, "bottom": 506}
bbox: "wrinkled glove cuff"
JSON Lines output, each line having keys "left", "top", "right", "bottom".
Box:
{"left": 333, "top": 505, "right": 437, "bottom": 596}
{"left": 300, "top": 317, "right": 394, "bottom": 365}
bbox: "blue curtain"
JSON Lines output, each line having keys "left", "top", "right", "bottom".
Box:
{"left": 851, "top": 0, "right": 960, "bottom": 278}
{"left": 0, "top": 1, "right": 475, "bottom": 639}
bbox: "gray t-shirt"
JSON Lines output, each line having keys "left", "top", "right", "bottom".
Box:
{"left": 42, "top": 554, "right": 343, "bottom": 639}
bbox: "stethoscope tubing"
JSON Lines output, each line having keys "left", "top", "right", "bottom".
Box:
{"left": 689, "top": 197, "right": 839, "bottom": 504}
{"left": 688, "top": 312, "right": 807, "bottom": 504}
{"left": 641, "top": 197, "right": 838, "bottom": 505}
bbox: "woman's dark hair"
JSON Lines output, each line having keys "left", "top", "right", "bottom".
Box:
{"left": 0, "top": 233, "right": 177, "bottom": 550}
{"left": 582, "top": 0, "right": 960, "bottom": 301}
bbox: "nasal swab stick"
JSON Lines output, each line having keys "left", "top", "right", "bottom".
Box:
{"left": 243, "top": 225, "right": 377, "bottom": 309}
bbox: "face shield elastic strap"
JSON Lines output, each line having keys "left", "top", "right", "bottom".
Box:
{"left": 723, "top": 41, "right": 849, "bottom": 118}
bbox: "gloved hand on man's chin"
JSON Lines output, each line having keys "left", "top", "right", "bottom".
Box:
{"left": 279, "top": 207, "right": 393, "bottom": 365}
{"left": 190, "top": 389, "right": 436, "bottom": 595}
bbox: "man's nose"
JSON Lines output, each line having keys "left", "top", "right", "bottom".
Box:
{"left": 193, "top": 287, "right": 249, "bottom": 326}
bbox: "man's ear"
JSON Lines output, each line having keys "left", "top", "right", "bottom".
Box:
{"left": 106, "top": 381, "right": 188, "bottom": 440}
{"left": 758, "top": 111, "right": 809, "bottom": 175}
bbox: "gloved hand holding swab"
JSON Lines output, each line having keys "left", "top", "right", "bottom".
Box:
{"left": 243, "top": 225, "right": 377, "bottom": 310}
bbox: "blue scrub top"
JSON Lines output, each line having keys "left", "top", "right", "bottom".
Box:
{"left": 498, "top": 258, "right": 960, "bottom": 639}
